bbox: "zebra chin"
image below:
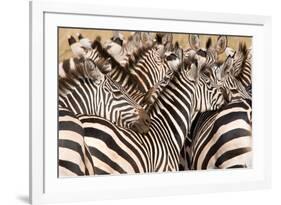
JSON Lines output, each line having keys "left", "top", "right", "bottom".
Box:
{"left": 130, "top": 109, "right": 151, "bottom": 134}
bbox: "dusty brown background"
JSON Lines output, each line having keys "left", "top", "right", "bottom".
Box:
{"left": 59, "top": 27, "right": 252, "bottom": 62}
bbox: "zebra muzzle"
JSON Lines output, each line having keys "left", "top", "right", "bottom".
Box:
{"left": 131, "top": 109, "right": 151, "bottom": 134}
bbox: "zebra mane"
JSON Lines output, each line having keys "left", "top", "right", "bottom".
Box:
{"left": 125, "top": 42, "right": 156, "bottom": 70}
{"left": 91, "top": 39, "right": 151, "bottom": 93}
{"left": 91, "top": 37, "right": 155, "bottom": 72}
{"left": 91, "top": 39, "right": 123, "bottom": 70}
{"left": 234, "top": 42, "right": 249, "bottom": 77}
{"left": 58, "top": 58, "right": 96, "bottom": 95}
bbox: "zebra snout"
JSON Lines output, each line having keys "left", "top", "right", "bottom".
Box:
{"left": 130, "top": 109, "right": 151, "bottom": 134}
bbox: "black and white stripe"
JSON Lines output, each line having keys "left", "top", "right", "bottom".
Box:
{"left": 85, "top": 38, "right": 183, "bottom": 109}
{"left": 74, "top": 61, "right": 226, "bottom": 174}
{"left": 58, "top": 56, "right": 151, "bottom": 134}
{"left": 58, "top": 107, "right": 95, "bottom": 176}
{"left": 190, "top": 98, "right": 252, "bottom": 169}
{"left": 232, "top": 43, "right": 252, "bottom": 95}
{"left": 179, "top": 39, "right": 252, "bottom": 170}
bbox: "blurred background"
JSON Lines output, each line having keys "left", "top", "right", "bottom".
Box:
{"left": 59, "top": 27, "right": 252, "bottom": 62}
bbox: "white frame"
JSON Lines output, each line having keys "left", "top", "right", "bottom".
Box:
{"left": 30, "top": 0, "right": 272, "bottom": 204}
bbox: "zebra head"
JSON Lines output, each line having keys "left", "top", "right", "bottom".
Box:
{"left": 59, "top": 57, "right": 151, "bottom": 134}
{"left": 104, "top": 31, "right": 155, "bottom": 66}
{"left": 59, "top": 57, "right": 105, "bottom": 84}
{"left": 155, "top": 32, "right": 174, "bottom": 58}
{"left": 131, "top": 41, "right": 185, "bottom": 110}
{"left": 164, "top": 41, "right": 183, "bottom": 71}
{"left": 126, "top": 32, "right": 155, "bottom": 54}
{"left": 201, "top": 45, "right": 251, "bottom": 101}
{"left": 184, "top": 60, "right": 226, "bottom": 112}
{"left": 103, "top": 76, "right": 151, "bottom": 134}
{"left": 186, "top": 34, "right": 228, "bottom": 68}
{"left": 103, "top": 32, "right": 127, "bottom": 65}
{"left": 103, "top": 31, "right": 141, "bottom": 66}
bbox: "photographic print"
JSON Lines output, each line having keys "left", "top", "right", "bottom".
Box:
{"left": 58, "top": 27, "right": 252, "bottom": 177}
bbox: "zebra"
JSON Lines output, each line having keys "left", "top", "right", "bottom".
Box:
{"left": 232, "top": 42, "right": 252, "bottom": 96}
{"left": 202, "top": 53, "right": 251, "bottom": 101}
{"left": 180, "top": 92, "right": 252, "bottom": 170}
{"left": 98, "top": 33, "right": 252, "bottom": 172}
{"left": 191, "top": 45, "right": 252, "bottom": 170}
{"left": 139, "top": 41, "right": 184, "bottom": 109}
{"left": 83, "top": 35, "right": 182, "bottom": 110}
{"left": 179, "top": 38, "right": 252, "bottom": 170}
{"left": 58, "top": 36, "right": 187, "bottom": 175}
{"left": 103, "top": 32, "right": 176, "bottom": 89}
{"left": 189, "top": 98, "right": 252, "bottom": 169}
{"left": 185, "top": 34, "right": 228, "bottom": 69}
{"left": 186, "top": 34, "right": 252, "bottom": 96}
{"left": 75, "top": 58, "right": 226, "bottom": 174}
{"left": 58, "top": 56, "right": 151, "bottom": 134}
{"left": 58, "top": 106, "right": 95, "bottom": 176}
{"left": 103, "top": 31, "right": 155, "bottom": 67}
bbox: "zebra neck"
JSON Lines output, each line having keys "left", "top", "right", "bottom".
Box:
{"left": 149, "top": 75, "right": 195, "bottom": 150}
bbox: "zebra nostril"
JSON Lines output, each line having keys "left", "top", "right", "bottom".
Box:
{"left": 131, "top": 124, "right": 137, "bottom": 130}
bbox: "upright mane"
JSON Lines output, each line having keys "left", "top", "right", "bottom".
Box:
{"left": 91, "top": 38, "right": 159, "bottom": 93}
{"left": 58, "top": 57, "right": 100, "bottom": 95}
{"left": 125, "top": 42, "right": 157, "bottom": 71}
{"left": 233, "top": 42, "right": 250, "bottom": 77}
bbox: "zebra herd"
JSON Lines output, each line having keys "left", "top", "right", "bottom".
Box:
{"left": 58, "top": 31, "right": 252, "bottom": 176}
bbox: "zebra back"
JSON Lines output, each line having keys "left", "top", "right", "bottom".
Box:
{"left": 58, "top": 107, "right": 95, "bottom": 176}
{"left": 190, "top": 98, "right": 252, "bottom": 169}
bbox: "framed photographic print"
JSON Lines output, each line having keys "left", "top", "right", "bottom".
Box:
{"left": 30, "top": 0, "right": 272, "bottom": 204}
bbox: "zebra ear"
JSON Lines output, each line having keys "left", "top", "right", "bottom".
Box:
{"left": 188, "top": 34, "right": 200, "bottom": 50}
{"left": 127, "top": 32, "right": 142, "bottom": 48}
{"left": 141, "top": 32, "right": 154, "bottom": 47}
{"left": 112, "top": 31, "right": 121, "bottom": 38}
{"left": 95, "top": 36, "right": 101, "bottom": 42}
{"left": 216, "top": 35, "right": 228, "bottom": 54}
{"left": 187, "top": 62, "right": 199, "bottom": 82}
{"left": 175, "top": 42, "right": 184, "bottom": 66}
{"left": 162, "top": 33, "right": 173, "bottom": 45}
{"left": 155, "top": 33, "right": 163, "bottom": 44}
{"left": 126, "top": 32, "right": 142, "bottom": 53}
{"left": 206, "top": 37, "right": 212, "bottom": 50}
{"left": 174, "top": 41, "right": 180, "bottom": 50}
{"left": 134, "top": 32, "right": 142, "bottom": 42}
{"left": 220, "top": 55, "right": 234, "bottom": 78}
{"left": 162, "top": 33, "right": 173, "bottom": 51}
